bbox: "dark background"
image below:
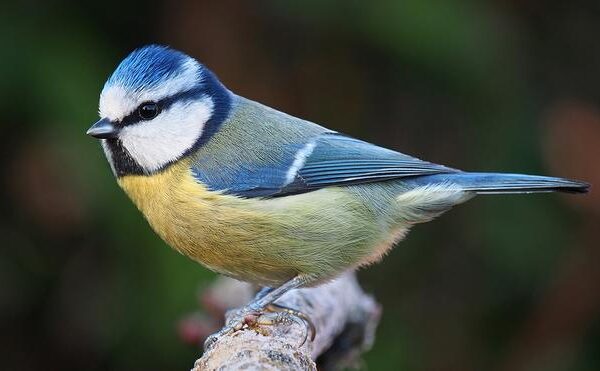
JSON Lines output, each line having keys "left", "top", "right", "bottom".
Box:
{"left": 1, "top": 1, "right": 599, "bottom": 370}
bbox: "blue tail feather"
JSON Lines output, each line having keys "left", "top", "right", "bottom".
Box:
{"left": 407, "top": 172, "right": 590, "bottom": 194}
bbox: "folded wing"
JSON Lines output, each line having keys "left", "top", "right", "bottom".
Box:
{"left": 192, "top": 132, "right": 459, "bottom": 198}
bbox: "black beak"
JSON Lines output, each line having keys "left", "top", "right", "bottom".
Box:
{"left": 87, "top": 118, "right": 119, "bottom": 139}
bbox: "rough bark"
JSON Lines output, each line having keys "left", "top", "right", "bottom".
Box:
{"left": 192, "top": 272, "right": 380, "bottom": 370}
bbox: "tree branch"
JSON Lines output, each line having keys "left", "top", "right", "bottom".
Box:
{"left": 192, "top": 272, "right": 381, "bottom": 370}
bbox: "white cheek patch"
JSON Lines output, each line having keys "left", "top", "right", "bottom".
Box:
{"left": 118, "top": 98, "right": 214, "bottom": 173}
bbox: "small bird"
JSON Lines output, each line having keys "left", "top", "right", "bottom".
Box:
{"left": 88, "top": 45, "right": 588, "bottom": 341}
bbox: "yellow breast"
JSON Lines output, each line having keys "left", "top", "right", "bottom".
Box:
{"left": 116, "top": 158, "right": 300, "bottom": 285}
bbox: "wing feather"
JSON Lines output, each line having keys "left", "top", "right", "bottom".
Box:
{"left": 283, "top": 133, "right": 458, "bottom": 193}
{"left": 192, "top": 132, "right": 459, "bottom": 198}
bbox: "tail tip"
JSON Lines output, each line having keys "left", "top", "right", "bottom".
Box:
{"left": 563, "top": 179, "right": 590, "bottom": 194}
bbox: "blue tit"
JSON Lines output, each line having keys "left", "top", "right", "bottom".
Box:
{"left": 87, "top": 45, "right": 589, "bottom": 337}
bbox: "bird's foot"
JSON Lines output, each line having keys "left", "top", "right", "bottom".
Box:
{"left": 203, "top": 304, "right": 263, "bottom": 350}
{"left": 204, "top": 276, "right": 310, "bottom": 350}
{"left": 263, "top": 303, "right": 316, "bottom": 346}
{"left": 203, "top": 303, "right": 316, "bottom": 350}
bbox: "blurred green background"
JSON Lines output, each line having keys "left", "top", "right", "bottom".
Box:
{"left": 1, "top": 0, "right": 599, "bottom": 370}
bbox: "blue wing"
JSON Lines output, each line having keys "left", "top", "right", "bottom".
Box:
{"left": 192, "top": 132, "right": 459, "bottom": 198}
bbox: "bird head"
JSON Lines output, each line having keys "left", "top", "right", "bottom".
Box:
{"left": 88, "top": 45, "right": 231, "bottom": 176}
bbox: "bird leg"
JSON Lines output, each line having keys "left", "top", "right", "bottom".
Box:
{"left": 253, "top": 286, "right": 273, "bottom": 300}
{"left": 204, "top": 276, "right": 309, "bottom": 349}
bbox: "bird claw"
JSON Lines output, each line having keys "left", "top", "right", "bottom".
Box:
{"left": 203, "top": 306, "right": 262, "bottom": 350}
{"left": 203, "top": 277, "right": 313, "bottom": 350}
{"left": 264, "top": 303, "right": 316, "bottom": 346}
{"left": 203, "top": 303, "right": 316, "bottom": 350}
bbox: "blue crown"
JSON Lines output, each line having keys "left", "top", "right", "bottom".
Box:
{"left": 105, "top": 45, "right": 197, "bottom": 92}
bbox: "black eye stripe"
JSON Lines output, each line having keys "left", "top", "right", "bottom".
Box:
{"left": 115, "top": 86, "right": 206, "bottom": 128}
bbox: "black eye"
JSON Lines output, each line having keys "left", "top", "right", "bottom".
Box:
{"left": 137, "top": 102, "right": 160, "bottom": 120}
